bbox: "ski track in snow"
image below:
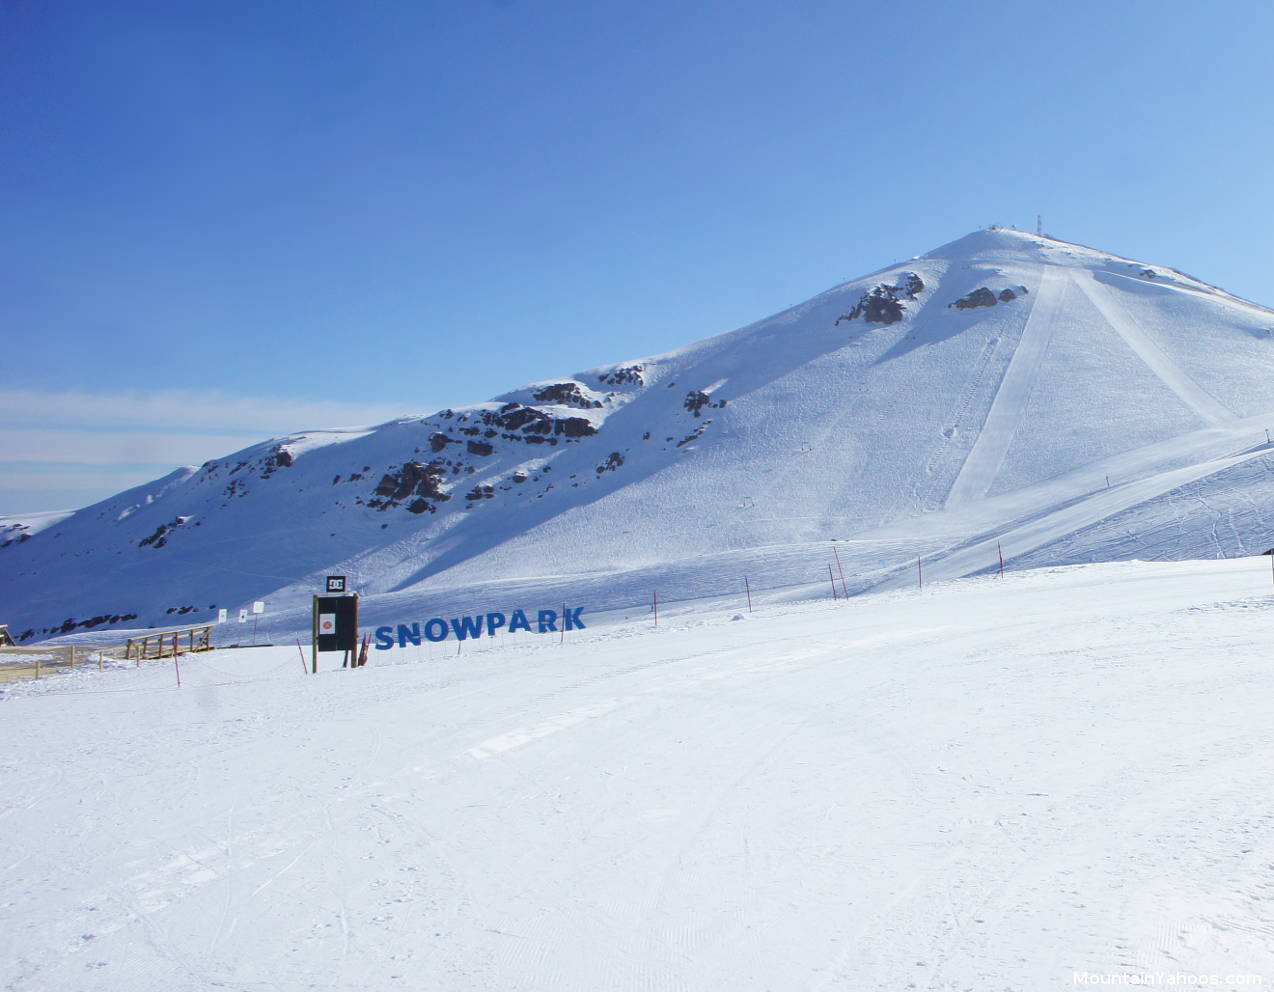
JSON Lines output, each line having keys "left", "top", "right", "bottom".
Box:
{"left": 3, "top": 559, "right": 1274, "bottom": 991}
{"left": 945, "top": 264, "right": 1067, "bottom": 508}
{"left": 1073, "top": 271, "right": 1236, "bottom": 426}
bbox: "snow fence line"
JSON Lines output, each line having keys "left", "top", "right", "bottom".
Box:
{"left": 0, "top": 644, "right": 129, "bottom": 684}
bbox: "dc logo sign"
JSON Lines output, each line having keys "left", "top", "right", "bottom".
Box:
{"left": 326, "top": 575, "right": 347, "bottom": 593}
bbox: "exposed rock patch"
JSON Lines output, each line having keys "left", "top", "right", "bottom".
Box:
{"left": 20, "top": 612, "right": 139, "bottom": 641}
{"left": 836, "top": 272, "right": 925, "bottom": 326}
{"left": 596, "top": 452, "right": 624, "bottom": 474}
{"left": 949, "top": 285, "right": 1029, "bottom": 310}
{"left": 369, "top": 461, "right": 451, "bottom": 513}
{"left": 476, "top": 403, "right": 598, "bottom": 440}
{"left": 532, "top": 382, "right": 603, "bottom": 409}
{"left": 683, "top": 390, "right": 728, "bottom": 418}
{"left": 597, "top": 365, "right": 645, "bottom": 387}
{"left": 139, "top": 516, "right": 190, "bottom": 550}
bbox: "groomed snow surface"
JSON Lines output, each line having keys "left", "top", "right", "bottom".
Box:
{"left": 3, "top": 558, "right": 1272, "bottom": 991}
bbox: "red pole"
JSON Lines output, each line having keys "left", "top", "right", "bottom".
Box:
{"left": 829, "top": 565, "right": 839, "bottom": 600}
{"left": 833, "top": 545, "right": 849, "bottom": 599}
{"left": 744, "top": 577, "right": 753, "bottom": 613}
{"left": 295, "top": 638, "right": 308, "bottom": 674}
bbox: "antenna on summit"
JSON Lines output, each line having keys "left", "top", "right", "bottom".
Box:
{"left": 1036, "top": 215, "right": 1043, "bottom": 236}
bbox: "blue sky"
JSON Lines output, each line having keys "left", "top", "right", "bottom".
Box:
{"left": 4, "top": 0, "right": 1273, "bottom": 513}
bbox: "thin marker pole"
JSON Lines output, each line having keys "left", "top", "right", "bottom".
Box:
{"left": 174, "top": 655, "right": 182, "bottom": 688}
{"left": 829, "top": 565, "right": 839, "bottom": 600}
{"left": 998, "top": 543, "right": 1005, "bottom": 577}
{"left": 1269, "top": 553, "right": 1273, "bottom": 593}
{"left": 653, "top": 590, "right": 659, "bottom": 628}
{"left": 744, "top": 577, "right": 753, "bottom": 613}
{"left": 918, "top": 557, "right": 923, "bottom": 590}
{"left": 833, "top": 546, "right": 849, "bottom": 599}
{"left": 295, "top": 638, "right": 308, "bottom": 675}
{"left": 561, "top": 603, "right": 566, "bottom": 644}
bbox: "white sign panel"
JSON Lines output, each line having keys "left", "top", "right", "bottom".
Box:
{"left": 318, "top": 613, "right": 337, "bottom": 635}
{"left": 252, "top": 601, "right": 265, "bottom": 615}
{"left": 217, "top": 608, "right": 228, "bottom": 623}
{"left": 238, "top": 608, "right": 248, "bottom": 623}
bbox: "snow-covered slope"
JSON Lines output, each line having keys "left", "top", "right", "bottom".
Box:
{"left": 3, "top": 558, "right": 1273, "bottom": 990}
{"left": 7, "top": 228, "right": 1274, "bottom": 641}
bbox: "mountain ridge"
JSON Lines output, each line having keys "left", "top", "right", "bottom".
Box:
{"left": 7, "top": 228, "right": 1274, "bottom": 642}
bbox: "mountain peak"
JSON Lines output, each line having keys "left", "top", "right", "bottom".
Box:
{"left": 7, "top": 228, "right": 1274, "bottom": 643}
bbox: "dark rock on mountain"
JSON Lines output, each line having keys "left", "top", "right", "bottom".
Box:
{"left": 598, "top": 365, "right": 645, "bottom": 387}
{"left": 532, "top": 382, "right": 603, "bottom": 409}
{"left": 370, "top": 461, "right": 451, "bottom": 512}
{"left": 836, "top": 274, "right": 923, "bottom": 326}
{"left": 951, "top": 287, "right": 999, "bottom": 310}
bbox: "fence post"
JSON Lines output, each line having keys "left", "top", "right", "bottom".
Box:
{"left": 833, "top": 546, "right": 849, "bottom": 599}
{"left": 745, "top": 577, "right": 753, "bottom": 613}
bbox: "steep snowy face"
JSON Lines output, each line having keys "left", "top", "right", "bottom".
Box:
{"left": 6, "top": 229, "right": 1274, "bottom": 641}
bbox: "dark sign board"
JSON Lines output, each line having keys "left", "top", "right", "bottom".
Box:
{"left": 326, "top": 575, "right": 347, "bottom": 593}
{"left": 315, "top": 594, "right": 358, "bottom": 652}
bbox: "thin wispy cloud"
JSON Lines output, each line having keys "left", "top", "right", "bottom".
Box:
{"left": 0, "top": 388, "right": 429, "bottom": 515}
{"left": 0, "top": 389, "right": 418, "bottom": 433}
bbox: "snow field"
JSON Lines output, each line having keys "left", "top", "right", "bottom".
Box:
{"left": 2, "top": 557, "right": 1273, "bottom": 990}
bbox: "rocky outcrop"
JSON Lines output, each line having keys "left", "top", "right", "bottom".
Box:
{"left": 369, "top": 461, "right": 451, "bottom": 513}
{"left": 19, "top": 612, "right": 139, "bottom": 641}
{"left": 259, "top": 445, "right": 295, "bottom": 479}
{"left": 951, "top": 287, "right": 999, "bottom": 310}
{"left": 138, "top": 516, "right": 190, "bottom": 549}
{"left": 532, "top": 382, "right": 603, "bottom": 409}
{"left": 836, "top": 272, "right": 925, "bottom": 326}
{"left": 949, "top": 285, "right": 1029, "bottom": 310}
{"left": 684, "top": 390, "right": 728, "bottom": 418}
{"left": 597, "top": 365, "right": 644, "bottom": 387}
{"left": 474, "top": 403, "right": 599, "bottom": 441}
{"left": 0, "top": 522, "right": 32, "bottom": 549}
{"left": 596, "top": 452, "right": 624, "bottom": 474}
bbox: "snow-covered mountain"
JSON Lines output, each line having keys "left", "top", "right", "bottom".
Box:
{"left": 8, "top": 228, "right": 1274, "bottom": 642}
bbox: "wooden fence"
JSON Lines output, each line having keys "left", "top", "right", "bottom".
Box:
{"left": 124, "top": 624, "right": 214, "bottom": 662}
{"left": 0, "top": 643, "right": 130, "bottom": 684}
{"left": 0, "top": 623, "right": 216, "bottom": 684}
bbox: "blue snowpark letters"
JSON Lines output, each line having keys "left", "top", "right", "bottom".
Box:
{"left": 374, "top": 607, "right": 586, "bottom": 649}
